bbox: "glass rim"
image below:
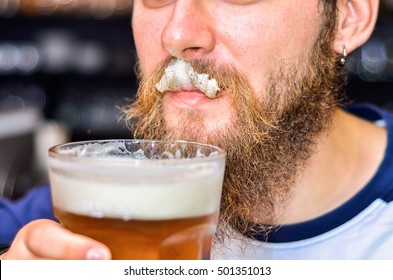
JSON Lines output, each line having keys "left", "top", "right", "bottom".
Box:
{"left": 48, "top": 139, "right": 226, "bottom": 164}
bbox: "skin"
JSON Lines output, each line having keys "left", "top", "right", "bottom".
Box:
{"left": 1, "top": 0, "right": 383, "bottom": 259}
{"left": 134, "top": 0, "right": 323, "bottom": 134}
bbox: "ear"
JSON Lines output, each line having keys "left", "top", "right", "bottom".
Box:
{"left": 333, "top": 0, "right": 379, "bottom": 54}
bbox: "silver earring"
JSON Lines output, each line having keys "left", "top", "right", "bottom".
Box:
{"left": 341, "top": 45, "right": 347, "bottom": 65}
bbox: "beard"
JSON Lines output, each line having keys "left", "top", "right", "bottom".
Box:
{"left": 123, "top": 13, "right": 346, "bottom": 244}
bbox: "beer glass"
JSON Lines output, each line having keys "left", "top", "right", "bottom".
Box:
{"left": 48, "top": 139, "right": 226, "bottom": 260}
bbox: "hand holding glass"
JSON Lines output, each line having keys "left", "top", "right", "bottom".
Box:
{"left": 48, "top": 140, "right": 226, "bottom": 260}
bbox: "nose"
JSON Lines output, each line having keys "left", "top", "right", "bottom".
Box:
{"left": 161, "top": 1, "right": 215, "bottom": 60}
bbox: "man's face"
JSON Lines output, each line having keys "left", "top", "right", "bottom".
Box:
{"left": 132, "top": 0, "right": 325, "bottom": 136}
{"left": 128, "top": 0, "right": 343, "bottom": 240}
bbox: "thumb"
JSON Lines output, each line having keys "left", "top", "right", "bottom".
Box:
{"left": 10, "top": 219, "right": 112, "bottom": 260}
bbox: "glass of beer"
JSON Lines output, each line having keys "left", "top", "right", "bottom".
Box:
{"left": 48, "top": 139, "right": 226, "bottom": 260}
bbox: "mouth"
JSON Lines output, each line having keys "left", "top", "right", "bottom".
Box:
{"left": 166, "top": 89, "right": 222, "bottom": 109}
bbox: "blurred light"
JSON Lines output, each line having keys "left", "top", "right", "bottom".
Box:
{"left": 0, "top": 0, "right": 20, "bottom": 18}
{"left": 57, "top": 0, "right": 73, "bottom": 5}
{"left": 38, "top": 32, "right": 74, "bottom": 72}
{"left": 0, "top": 43, "right": 20, "bottom": 73}
{"left": 361, "top": 39, "right": 387, "bottom": 74}
{"left": 0, "top": 108, "right": 42, "bottom": 139}
{"left": 72, "top": 42, "right": 107, "bottom": 74}
{"left": 22, "top": 85, "right": 47, "bottom": 110}
{"left": 1, "top": 0, "right": 133, "bottom": 17}
{"left": 0, "top": 82, "right": 47, "bottom": 112}
{"left": 36, "top": 0, "right": 58, "bottom": 15}
{"left": 91, "top": 0, "right": 116, "bottom": 19}
{"left": 16, "top": 44, "right": 41, "bottom": 73}
{"left": 0, "top": 95, "right": 25, "bottom": 111}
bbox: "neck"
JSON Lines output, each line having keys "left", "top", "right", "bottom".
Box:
{"left": 277, "top": 108, "right": 387, "bottom": 224}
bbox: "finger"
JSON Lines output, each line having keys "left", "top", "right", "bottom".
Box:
{"left": 26, "top": 220, "right": 112, "bottom": 260}
{"left": 7, "top": 219, "right": 111, "bottom": 260}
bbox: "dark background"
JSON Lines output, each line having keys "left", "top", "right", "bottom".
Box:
{"left": 1, "top": 0, "right": 393, "bottom": 199}
{"left": 0, "top": 1, "right": 136, "bottom": 141}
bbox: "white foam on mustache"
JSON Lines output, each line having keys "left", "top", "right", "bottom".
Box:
{"left": 155, "top": 59, "right": 220, "bottom": 98}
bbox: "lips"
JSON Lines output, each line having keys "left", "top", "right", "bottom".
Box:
{"left": 167, "top": 89, "right": 218, "bottom": 109}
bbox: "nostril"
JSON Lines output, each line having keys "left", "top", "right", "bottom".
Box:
{"left": 167, "top": 47, "right": 204, "bottom": 60}
{"left": 187, "top": 47, "right": 201, "bottom": 51}
{"left": 182, "top": 47, "right": 204, "bottom": 59}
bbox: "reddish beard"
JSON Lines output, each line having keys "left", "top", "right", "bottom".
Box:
{"left": 123, "top": 16, "right": 346, "bottom": 244}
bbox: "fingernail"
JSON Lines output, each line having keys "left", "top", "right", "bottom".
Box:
{"left": 86, "top": 248, "right": 110, "bottom": 260}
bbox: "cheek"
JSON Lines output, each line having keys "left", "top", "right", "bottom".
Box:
{"left": 133, "top": 18, "right": 168, "bottom": 77}
{"left": 214, "top": 16, "right": 283, "bottom": 96}
{"left": 224, "top": 16, "right": 320, "bottom": 98}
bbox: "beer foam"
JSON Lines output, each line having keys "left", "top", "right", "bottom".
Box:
{"left": 60, "top": 141, "right": 146, "bottom": 159}
{"left": 49, "top": 157, "right": 225, "bottom": 221}
{"left": 156, "top": 59, "right": 220, "bottom": 98}
{"left": 60, "top": 141, "right": 219, "bottom": 161}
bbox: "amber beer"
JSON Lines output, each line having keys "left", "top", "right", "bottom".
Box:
{"left": 54, "top": 209, "right": 217, "bottom": 259}
{"left": 48, "top": 140, "right": 226, "bottom": 260}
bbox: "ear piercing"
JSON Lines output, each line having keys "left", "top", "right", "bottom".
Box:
{"left": 341, "top": 45, "right": 347, "bottom": 65}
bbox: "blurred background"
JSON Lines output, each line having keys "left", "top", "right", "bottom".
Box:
{"left": 0, "top": 0, "right": 393, "bottom": 200}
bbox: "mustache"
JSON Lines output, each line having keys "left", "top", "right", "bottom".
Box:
{"left": 133, "top": 56, "right": 277, "bottom": 133}
{"left": 137, "top": 57, "right": 247, "bottom": 94}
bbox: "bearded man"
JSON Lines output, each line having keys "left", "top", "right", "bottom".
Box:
{"left": 1, "top": 0, "right": 393, "bottom": 259}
